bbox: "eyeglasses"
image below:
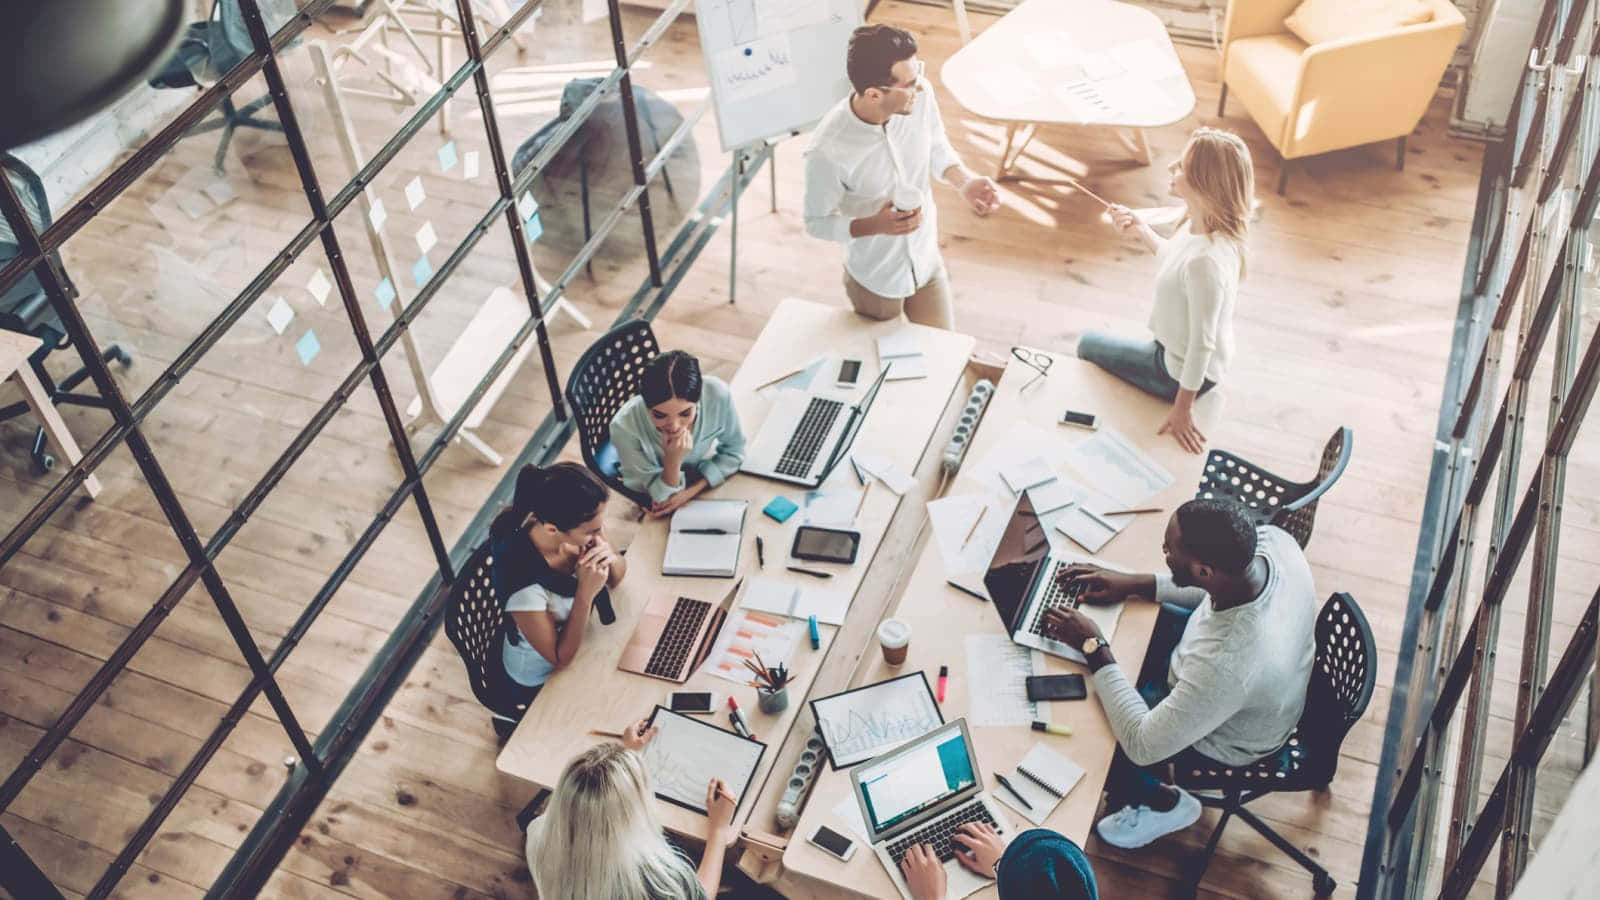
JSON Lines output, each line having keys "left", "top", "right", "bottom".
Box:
{"left": 878, "top": 59, "right": 925, "bottom": 92}
{"left": 1011, "top": 347, "right": 1053, "bottom": 392}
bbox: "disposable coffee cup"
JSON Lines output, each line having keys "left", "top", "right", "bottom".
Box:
{"left": 878, "top": 618, "right": 912, "bottom": 665}
{"left": 891, "top": 185, "right": 921, "bottom": 212}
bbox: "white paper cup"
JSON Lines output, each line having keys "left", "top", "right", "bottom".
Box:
{"left": 878, "top": 618, "right": 912, "bottom": 665}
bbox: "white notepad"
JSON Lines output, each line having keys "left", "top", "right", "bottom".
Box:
{"left": 876, "top": 331, "right": 927, "bottom": 381}
{"left": 739, "top": 576, "right": 851, "bottom": 625}
{"left": 995, "top": 743, "right": 1085, "bottom": 826}
{"left": 999, "top": 457, "right": 1056, "bottom": 494}
{"left": 662, "top": 499, "right": 746, "bottom": 577}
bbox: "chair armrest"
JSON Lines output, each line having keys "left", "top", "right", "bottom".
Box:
{"left": 1282, "top": 18, "right": 1466, "bottom": 157}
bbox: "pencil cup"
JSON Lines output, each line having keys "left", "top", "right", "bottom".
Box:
{"left": 758, "top": 686, "right": 789, "bottom": 714}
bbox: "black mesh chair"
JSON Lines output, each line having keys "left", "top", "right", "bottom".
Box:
{"left": 564, "top": 319, "right": 660, "bottom": 508}
{"left": 441, "top": 541, "right": 538, "bottom": 734}
{"left": 1195, "top": 426, "right": 1353, "bottom": 548}
{"left": 1175, "top": 592, "right": 1376, "bottom": 896}
{"left": 1, "top": 153, "right": 130, "bottom": 474}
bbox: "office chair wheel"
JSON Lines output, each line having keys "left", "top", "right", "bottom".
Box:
{"left": 36, "top": 452, "right": 55, "bottom": 475}
{"left": 112, "top": 347, "right": 133, "bottom": 367}
{"left": 1313, "top": 872, "right": 1336, "bottom": 895}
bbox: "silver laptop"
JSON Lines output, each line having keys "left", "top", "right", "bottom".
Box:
{"left": 851, "top": 718, "right": 1010, "bottom": 900}
{"left": 981, "top": 493, "right": 1114, "bottom": 664}
{"left": 741, "top": 365, "right": 888, "bottom": 487}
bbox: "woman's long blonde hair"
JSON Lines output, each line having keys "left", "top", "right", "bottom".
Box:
{"left": 1180, "top": 127, "right": 1254, "bottom": 277}
{"left": 527, "top": 743, "right": 703, "bottom": 900}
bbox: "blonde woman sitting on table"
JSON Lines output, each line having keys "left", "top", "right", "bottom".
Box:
{"left": 489, "top": 463, "right": 626, "bottom": 739}
{"left": 1076, "top": 127, "right": 1253, "bottom": 454}
{"left": 610, "top": 350, "right": 746, "bottom": 519}
{"left": 525, "top": 719, "right": 739, "bottom": 900}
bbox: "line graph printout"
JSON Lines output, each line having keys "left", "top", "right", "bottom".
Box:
{"left": 641, "top": 706, "right": 765, "bottom": 815}
{"left": 812, "top": 672, "right": 943, "bottom": 768}
{"left": 1064, "top": 425, "right": 1174, "bottom": 507}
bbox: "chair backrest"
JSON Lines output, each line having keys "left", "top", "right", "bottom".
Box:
{"left": 1298, "top": 591, "right": 1376, "bottom": 786}
{"left": 1194, "top": 449, "right": 1292, "bottom": 528}
{"left": 0, "top": 153, "right": 64, "bottom": 334}
{"left": 1270, "top": 426, "right": 1353, "bottom": 549}
{"left": 564, "top": 319, "right": 659, "bottom": 506}
{"left": 442, "top": 541, "right": 534, "bottom": 721}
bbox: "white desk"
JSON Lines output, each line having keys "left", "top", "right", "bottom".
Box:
{"left": 497, "top": 298, "right": 974, "bottom": 842}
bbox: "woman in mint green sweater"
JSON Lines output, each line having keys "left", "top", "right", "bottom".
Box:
{"left": 609, "top": 351, "right": 747, "bottom": 518}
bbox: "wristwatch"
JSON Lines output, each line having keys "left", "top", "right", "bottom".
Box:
{"left": 1081, "top": 636, "right": 1107, "bottom": 657}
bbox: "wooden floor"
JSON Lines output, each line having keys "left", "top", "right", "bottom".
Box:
{"left": 1, "top": 1, "right": 1593, "bottom": 897}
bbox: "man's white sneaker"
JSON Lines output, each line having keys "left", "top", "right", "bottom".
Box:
{"left": 1095, "top": 787, "right": 1203, "bottom": 849}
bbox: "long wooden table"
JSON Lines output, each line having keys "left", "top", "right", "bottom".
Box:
{"left": 497, "top": 298, "right": 975, "bottom": 841}
{"left": 779, "top": 351, "right": 1219, "bottom": 898}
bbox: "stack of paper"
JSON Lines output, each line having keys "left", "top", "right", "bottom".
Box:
{"left": 663, "top": 499, "right": 747, "bottom": 577}
{"left": 876, "top": 331, "right": 927, "bottom": 381}
{"left": 995, "top": 742, "right": 1086, "bottom": 826}
{"left": 739, "top": 576, "right": 851, "bottom": 626}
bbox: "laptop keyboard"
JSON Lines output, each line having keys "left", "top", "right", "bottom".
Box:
{"left": 1025, "top": 562, "right": 1086, "bottom": 638}
{"left": 644, "top": 596, "right": 711, "bottom": 678}
{"left": 774, "top": 397, "right": 844, "bottom": 477}
{"left": 886, "top": 801, "right": 997, "bottom": 868}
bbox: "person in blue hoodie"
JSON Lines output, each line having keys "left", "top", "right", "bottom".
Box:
{"left": 902, "top": 824, "right": 1097, "bottom": 900}
{"left": 609, "top": 350, "right": 746, "bottom": 518}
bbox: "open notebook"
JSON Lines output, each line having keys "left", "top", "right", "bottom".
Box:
{"left": 663, "top": 499, "right": 747, "bottom": 577}
{"left": 993, "top": 742, "right": 1086, "bottom": 826}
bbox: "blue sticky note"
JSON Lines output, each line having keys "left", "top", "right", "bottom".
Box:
{"left": 763, "top": 496, "right": 798, "bottom": 523}
{"left": 438, "top": 141, "right": 458, "bottom": 173}
{"left": 412, "top": 254, "right": 432, "bottom": 288}
{"left": 295, "top": 329, "right": 320, "bottom": 366}
{"left": 374, "top": 276, "right": 396, "bottom": 309}
{"left": 525, "top": 210, "right": 543, "bottom": 243}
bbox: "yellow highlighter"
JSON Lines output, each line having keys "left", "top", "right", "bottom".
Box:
{"left": 1031, "top": 720, "right": 1072, "bottom": 737}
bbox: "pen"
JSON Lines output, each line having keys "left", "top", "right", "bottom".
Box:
{"left": 1017, "top": 765, "right": 1064, "bottom": 798}
{"left": 588, "top": 729, "right": 624, "bottom": 739}
{"left": 1062, "top": 174, "right": 1112, "bottom": 209}
{"left": 1101, "top": 506, "right": 1164, "bottom": 516}
{"left": 808, "top": 614, "right": 820, "bottom": 649}
{"left": 994, "top": 773, "right": 1034, "bottom": 811}
{"left": 853, "top": 481, "right": 871, "bottom": 521}
{"left": 1031, "top": 720, "right": 1073, "bottom": 737}
{"left": 936, "top": 665, "right": 948, "bottom": 703}
{"left": 756, "top": 535, "right": 765, "bottom": 568}
{"left": 961, "top": 504, "right": 989, "bottom": 548}
{"left": 850, "top": 457, "right": 866, "bottom": 486}
{"left": 679, "top": 528, "right": 728, "bottom": 534}
{"left": 727, "top": 697, "right": 753, "bottom": 738}
{"left": 755, "top": 364, "right": 808, "bottom": 391}
{"left": 787, "top": 565, "right": 833, "bottom": 579}
{"left": 946, "top": 579, "right": 988, "bottom": 602}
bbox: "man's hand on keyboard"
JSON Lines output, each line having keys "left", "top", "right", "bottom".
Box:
{"left": 900, "top": 843, "right": 946, "bottom": 900}
{"left": 1057, "top": 564, "right": 1145, "bottom": 605}
{"left": 950, "top": 822, "right": 1008, "bottom": 877}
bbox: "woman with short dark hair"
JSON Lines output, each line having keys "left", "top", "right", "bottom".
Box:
{"left": 609, "top": 350, "right": 746, "bottom": 518}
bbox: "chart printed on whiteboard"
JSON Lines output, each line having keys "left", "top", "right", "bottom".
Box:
{"left": 812, "top": 673, "right": 942, "bottom": 768}
{"left": 714, "top": 33, "right": 797, "bottom": 103}
{"left": 640, "top": 707, "right": 764, "bottom": 814}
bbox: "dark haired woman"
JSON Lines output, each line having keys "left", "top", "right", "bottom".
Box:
{"left": 491, "top": 462, "right": 627, "bottom": 720}
{"left": 609, "top": 350, "right": 746, "bottom": 519}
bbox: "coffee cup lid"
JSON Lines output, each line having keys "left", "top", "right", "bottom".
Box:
{"left": 878, "top": 618, "right": 911, "bottom": 647}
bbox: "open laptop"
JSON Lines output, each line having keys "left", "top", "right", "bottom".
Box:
{"left": 618, "top": 579, "right": 741, "bottom": 683}
{"left": 740, "top": 365, "right": 889, "bottom": 487}
{"left": 851, "top": 718, "right": 1011, "bottom": 900}
{"left": 982, "top": 493, "right": 1120, "bottom": 663}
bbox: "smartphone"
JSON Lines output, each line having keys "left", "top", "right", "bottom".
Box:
{"left": 791, "top": 526, "right": 861, "bottom": 564}
{"left": 836, "top": 358, "right": 863, "bottom": 389}
{"left": 808, "top": 824, "right": 858, "bottom": 862}
{"left": 1025, "top": 673, "right": 1088, "bottom": 702}
{"left": 1060, "top": 409, "right": 1098, "bottom": 429}
{"left": 667, "top": 690, "right": 715, "bottom": 714}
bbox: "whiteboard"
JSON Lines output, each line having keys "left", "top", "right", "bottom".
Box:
{"left": 693, "top": 0, "right": 864, "bottom": 151}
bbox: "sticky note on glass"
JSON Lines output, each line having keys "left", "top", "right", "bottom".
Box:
{"left": 415, "top": 221, "right": 438, "bottom": 254}
{"left": 203, "top": 180, "right": 237, "bottom": 207}
{"left": 412, "top": 255, "right": 432, "bottom": 288}
{"left": 307, "top": 268, "right": 332, "bottom": 306}
{"left": 405, "top": 176, "right": 426, "bottom": 210}
{"left": 525, "top": 210, "right": 543, "bottom": 243}
{"left": 438, "top": 141, "right": 458, "bottom": 173}
{"left": 464, "top": 150, "right": 480, "bottom": 180}
{"left": 265, "top": 296, "right": 294, "bottom": 334}
{"left": 367, "top": 198, "right": 387, "bottom": 231}
{"left": 516, "top": 190, "right": 538, "bottom": 223}
{"left": 295, "top": 329, "right": 320, "bottom": 366}
{"left": 374, "top": 276, "right": 397, "bottom": 310}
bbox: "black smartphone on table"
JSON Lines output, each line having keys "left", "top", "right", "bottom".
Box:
{"left": 1025, "top": 673, "right": 1087, "bottom": 702}
{"left": 791, "top": 526, "right": 860, "bottom": 564}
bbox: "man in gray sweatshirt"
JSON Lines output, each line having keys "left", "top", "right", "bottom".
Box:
{"left": 1042, "top": 499, "right": 1316, "bottom": 849}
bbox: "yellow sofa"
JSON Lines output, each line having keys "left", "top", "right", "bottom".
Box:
{"left": 1218, "top": 0, "right": 1466, "bottom": 192}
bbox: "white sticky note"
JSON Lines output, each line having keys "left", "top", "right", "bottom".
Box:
{"left": 516, "top": 190, "right": 538, "bottom": 223}
{"left": 307, "top": 268, "right": 332, "bottom": 306}
{"left": 367, "top": 198, "right": 387, "bottom": 231}
{"left": 265, "top": 296, "right": 294, "bottom": 335}
{"left": 415, "top": 221, "right": 438, "bottom": 254}
{"left": 463, "top": 150, "right": 480, "bottom": 180}
{"left": 405, "top": 176, "right": 426, "bottom": 210}
{"left": 202, "top": 180, "right": 237, "bottom": 207}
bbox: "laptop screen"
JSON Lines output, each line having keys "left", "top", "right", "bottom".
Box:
{"left": 857, "top": 721, "right": 976, "bottom": 835}
{"left": 982, "top": 493, "right": 1049, "bottom": 634}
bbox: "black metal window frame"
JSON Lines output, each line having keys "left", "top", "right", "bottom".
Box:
{"left": 0, "top": 0, "right": 763, "bottom": 895}
{"left": 1360, "top": 1, "right": 1600, "bottom": 896}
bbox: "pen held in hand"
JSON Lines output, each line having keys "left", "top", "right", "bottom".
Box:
{"left": 1062, "top": 174, "right": 1112, "bottom": 209}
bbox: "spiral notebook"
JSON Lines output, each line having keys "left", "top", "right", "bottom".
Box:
{"left": 994, "top": 742, "right": 1086, "bottom": 826}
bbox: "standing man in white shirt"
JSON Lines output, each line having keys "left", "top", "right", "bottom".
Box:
{"left": 803, "top": 24, "right": 1001, "bottom": 330}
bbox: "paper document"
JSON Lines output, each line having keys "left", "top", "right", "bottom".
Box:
{"left": 831, "top": 791, "right": 871, "bottom": 842}
{"left": 1028, "top": 481, "right": 1077, "bottom": 515}
{"left": 965, "top": 635, "right": 1041, "bottom": 727}
{"left": 813, "top": 672, "right": 943, "bottom": 768}
{"left": 995, "top": 743, "right": 1086, "bottom": 826}
{"left": 928, "top": 492, "right": 1012, "bottom": 576}
{"left": 641, "top": 707, "right": 765, "bottom": 814}
{"left": 757, "top": 356, "right": 827, "bottom": 399}
{"left": 700, "top": 608, "right": 802, "bottom": 684}
{"left": 1064, "top": 426, "right": 1173, "bottom": 507}
{"left": 663, "top": 499, "right": 747, "bottom": 577}
{"left": 804, "top": 489, "right": 860, "bottom": 528}
{"left": 714, "top": 33, "right": 796, "bottom": 103}
{"left": 739, "top": 577, "right": 851, "bottom": 626}
{"left": 876, "top": 330, "right": 928, "bottom": 381}
{"left": 973, "top": 421, "right": 1071, "bottom": 498}
{"left": 853, "top": 452, "right": 916, "bottom": 495}
{"left": 999, "top": 456, "right": 1056, "bottom": 495}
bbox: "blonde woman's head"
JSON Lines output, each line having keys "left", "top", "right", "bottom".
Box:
{"left": 527, "top": 743, "right": 701, "bottom": 900}
{"left": 1170, "top": 127, "right": 1254, "bottom": 254}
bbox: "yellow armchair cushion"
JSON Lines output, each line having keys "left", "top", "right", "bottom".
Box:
{"left": 1223, "top": 33, "right": 1308, "bottom": 148}
{"left": 1284, "top": 0, "right": 1433, "bottom": 45}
